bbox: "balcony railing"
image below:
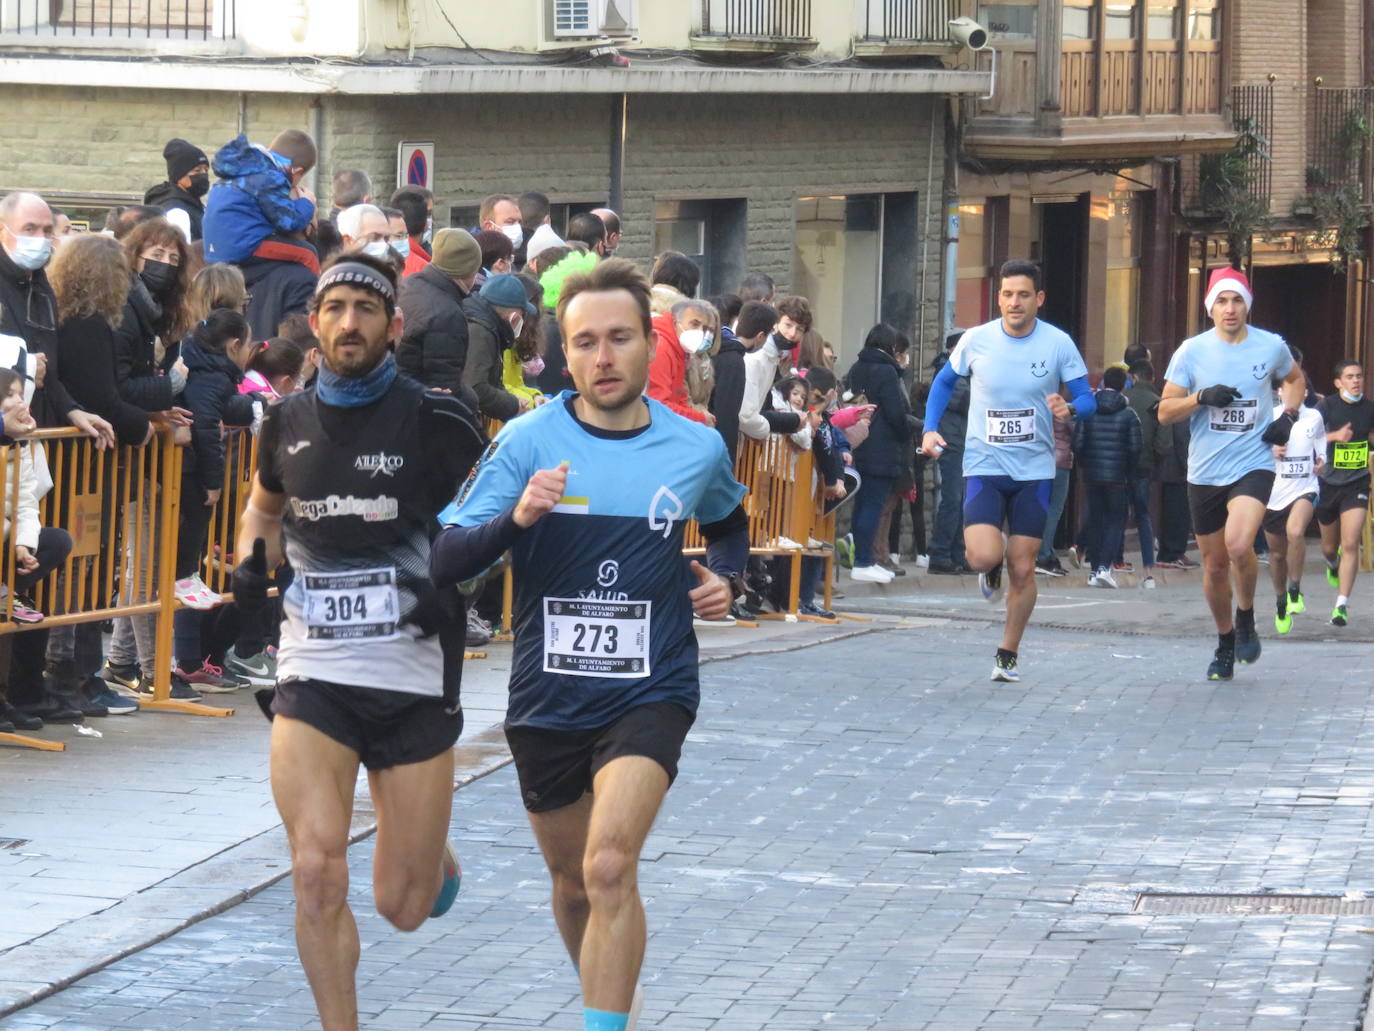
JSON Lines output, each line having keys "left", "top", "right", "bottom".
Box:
{"left": 861, "top": 0, "right": 957, "bottom": 43}
{"left": 699, "top": 0, "right": 811, "bottom": 41}
{"left": 1182, "top": 85, "right": 1271, "bottom": 216}
{"left": 0, "top": 0, "right": 236, "bottom": 40}
{"left": 1307, "top": 87, "right": 1374, "bottom": 204}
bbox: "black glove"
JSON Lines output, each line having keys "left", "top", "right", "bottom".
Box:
{"left": 231, "top": 537, "right": 272, "bottom": 616}
{"left": 1262, "top": 408, "right": 1298, "bottom": 446}
{"left": 1197, "top": 384, "right": 1241, "bottom": 408}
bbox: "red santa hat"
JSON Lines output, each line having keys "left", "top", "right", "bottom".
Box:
{"left": 1204, "top": 267, "right": 1253, "bottom": 312}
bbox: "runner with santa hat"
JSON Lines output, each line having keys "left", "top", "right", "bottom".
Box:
{"left": 1157, "top": 267, "right": 1307, "bottom": 681}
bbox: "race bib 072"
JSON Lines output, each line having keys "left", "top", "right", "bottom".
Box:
{"left": 301, "top": 567, "right": 400, "bottom": 641}
{"left": 544, "top": 597, "right": 650, "bottom": 679}
{"left": 1209, "top": 398, "right": 1257, "bottom": 433}
{"left": 1333, "top": 440, "right": 1369, "bottom": 470}
{"left": 986, "top": 408, "right": 1035, "bottom": 445}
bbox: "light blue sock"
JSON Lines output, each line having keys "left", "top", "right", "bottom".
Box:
{"left": 584, "top": 1008, "right": 629, "bottom": 1031}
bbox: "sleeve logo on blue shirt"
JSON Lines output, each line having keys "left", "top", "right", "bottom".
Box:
{"left": 648, "top": 485, "right": 684, "bottom": 539}
{"left": 1030, "top": 360, "right": 1050, "bottom": 378}
{"left": 453, "top": 440, "right": 499, "bottom": 510}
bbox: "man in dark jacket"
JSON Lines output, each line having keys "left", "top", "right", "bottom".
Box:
{"left": 144, "top": 139, "right": 209, "bottom": 243}
{"left": 397, "top": 228, "right": 480, "bottom": 406}
{"left": 1154, "top": 405, "right": 1196, "bottom": 568}
{"left": 0, "top": 192, "right": 114, "bottom": 445}
{"left": 710, "top": 322, "right": 747, "bottom": 463}
{"left": 241, "top": 236, "right": 319, "bottom": 342}
{"left": 927, "top": 332, "right": 970, "bottom": 574}
{"left": 1121, "top": 358, "right": 1163, "bottom": 582}
{"left": 462, "top": 273, "right": 537, "bottom": 423}
{"left": 1074, "top": 366, "right": 1142, "bottom": 587}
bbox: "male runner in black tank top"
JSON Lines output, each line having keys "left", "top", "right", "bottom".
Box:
{"left": 233, "top": 254, "right": 484, "bottom": 1031}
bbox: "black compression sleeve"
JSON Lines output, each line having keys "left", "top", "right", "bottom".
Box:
{"left": 701, "top": 504, "right": 750, "bottom": 577}
{"left": 430, "top": 508, "right": 522, "bottom": 589}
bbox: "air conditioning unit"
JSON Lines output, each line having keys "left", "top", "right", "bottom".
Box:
{"left": 552, "top": 0, "right": 638, "bottom": 38}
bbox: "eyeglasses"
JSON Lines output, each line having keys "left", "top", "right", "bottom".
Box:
{"left": 25, "top": 283, "right": 55, "bottom": 334}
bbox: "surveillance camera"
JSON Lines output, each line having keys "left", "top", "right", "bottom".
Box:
{"left": 949, "top": 17, "right": 989, "bottom": 51}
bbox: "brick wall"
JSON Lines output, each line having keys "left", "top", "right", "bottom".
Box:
{"left": 1230, "top": 0, "right": 1309, "bottom": 219}
{"left": 1306, "top": 0, "right": 1364, "bottom": 88}
{"left": 0, "top": 85, "right": 312, "bottom": 198}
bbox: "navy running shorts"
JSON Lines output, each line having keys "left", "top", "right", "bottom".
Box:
{"left": 963, "top": 475, "right": 1053, "bottom": 539}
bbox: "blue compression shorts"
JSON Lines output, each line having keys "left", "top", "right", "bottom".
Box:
{"left": 963, "top": 475, "right": 1053, "bottom": 538}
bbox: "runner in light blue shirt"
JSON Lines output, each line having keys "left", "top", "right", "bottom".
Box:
{"left": 921, "top": 259, "right": 1095, "bottom": 684}
{"left": 1158, "top": 267, "right": 1305, "bottom": 682}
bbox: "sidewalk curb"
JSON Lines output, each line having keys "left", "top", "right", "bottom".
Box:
{"left": 0, "top": 620, "right": 910, "bottom": 1018}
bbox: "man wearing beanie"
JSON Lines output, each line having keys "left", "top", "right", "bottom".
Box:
{"left": 397, "top": 227, "right": 482, "bottom": 409}
{"left": 1158, "top": 267, "right": 1306, "bottom": 681}
{"left": 144, "top": 138, "right": 209, "bottom": 242}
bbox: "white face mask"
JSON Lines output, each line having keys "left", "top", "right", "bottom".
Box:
{"left": 501, "top": 224, "right": 524, "bottom": 248}
{"left": 361, "top": 240, "right": 391, "bottom": 260}
{"left": 678, "top": 328, "right": 713, "bottom": 355}
{"left": 509, "top": 315, "right": 525, "bottom": 338}
{"left": 1342, "top": 390, "right": 1364, "bottom": 403}
{"left": 7, "top": 232, "right": 51, "bottom": 271}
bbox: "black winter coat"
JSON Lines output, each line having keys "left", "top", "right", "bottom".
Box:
{"left": 710, "top": 327, "right": 746, "bottom": 464}
{"left": 1072, "top": 389, "right": 1141, "bottom": 484}
{"left": 0, "top": 247, "right": 81, "bottom": 428}
{"left": 144, "top": 181, "right": 205, "bottom": 241}
{"left": 56, "top": 315, "right": 150, "bottom": 446}
{"left": 845, "top": 348, "right": 915, "bottom": 480}
{"left": 241, "top": 241, "right": 318, "bottom": 342}
{"left": 113, "top": 278, "right": 175, "bottom": 413}
{"left": 177, "top": 338, "right": 254, "bottom": 492}
{"left": 534, "top": 310, "right": 568, "bottom": 395}
{"left": 461, "top": 293, "right": 520, "bottom": 422}
{"left": 397, "top": 263, "right": 474, "bottom": 403}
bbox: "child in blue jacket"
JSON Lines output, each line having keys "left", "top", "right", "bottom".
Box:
{"left": 201, "top": 130, "right": 317, "bottom": 264}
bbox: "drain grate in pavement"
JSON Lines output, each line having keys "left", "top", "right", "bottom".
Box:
{"left": 1136, "top": 892, "right": 1374, "bottom": 915}
{"left": 0, "top": 838, "right": 29, "bottom": 850}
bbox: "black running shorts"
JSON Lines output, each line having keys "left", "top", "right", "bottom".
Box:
{"left": 1187, "top": 469, "right": 1275, "bottom": 537}
{"left": 504, "top": 701, "right": 695, "bottom": 813}
{"left": 1262, "top": 493, "right": 1316, "bottom": 536}
{"left": 272, "top": 677, "right": 463, "bottom": 771}
{"left": 1316, "top": 476, "right": 1371, "bottom": 525}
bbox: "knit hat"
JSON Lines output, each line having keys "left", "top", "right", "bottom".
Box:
{"left": 525, "top": 223, "right": 565, "bottom": 264}
{"left": 163, "top": 138, "right": 208, "bottom": 183}
{"left": 1204, "top": 267, "right": 1253, "bottom": 312}
{"left": 430, "top": 228, "right": 482, "bottom": 279}
{"left": 480, "top": 273, "right": 539, "bottom": 316}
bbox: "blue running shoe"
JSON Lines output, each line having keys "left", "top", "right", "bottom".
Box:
{"left": 430, "top": 840, "right": 462, "bottom": 918}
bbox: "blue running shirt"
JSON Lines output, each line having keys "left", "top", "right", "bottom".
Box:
{"left": 949, "top": 318, "right": 1088, "bottom": 480}
{"left": 439, "top": 393, "right": 746, "bottom": 731}
{"left": 1163, "top": 327, "right": 1294, "bottom": 486}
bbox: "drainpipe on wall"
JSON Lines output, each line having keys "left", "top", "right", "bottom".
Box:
{"left": 237, "top": 92, "right": 248, "bottom": 137}
{"left": 942, "top": 102, "right": 961, "bottom": 343}
{"left": 609, "top": 93, "right": 626, "bottom": 213}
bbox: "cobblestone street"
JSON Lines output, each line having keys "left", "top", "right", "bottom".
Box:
{"left": 7, "top": 615, "right": 1374, "bottom": 1029}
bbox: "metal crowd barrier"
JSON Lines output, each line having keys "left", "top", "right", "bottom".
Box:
{"left": 0, "top": 426, "right": 231, "bottom": 752}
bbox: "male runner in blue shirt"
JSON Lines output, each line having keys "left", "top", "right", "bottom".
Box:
{"left": 1159, "top": 267, "right": 1305, "bottom": 680}
{"left": 921, "top": 259, "right": 1096, "bottom": 682}
{"left": 431, "top": 258, "right": 749, "bottom": 1031}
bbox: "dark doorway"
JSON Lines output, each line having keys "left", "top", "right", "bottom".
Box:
{"left": 1034, "top": 198, "right": 1088, "bottom": 346}
{"left": 1250, "top": 263, "right": 1348, "bottom": 391}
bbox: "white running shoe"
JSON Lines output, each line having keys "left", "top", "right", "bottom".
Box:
{"left": 978, "top": 565, "right": 1005, "bottom": 603}
{"left": 1090, "top": 568, "right": 1118, "bottom": 589}
{"left": 1141, "top": 575, "right": 1157, "bottom": 590}
{"left": 851, "top": 564, "right": 894, "bottom": 583}
{"left": 915, "top": 554, "right": 930, "bottom": 567}
{"left": 174, "top": 574, "right": 221, "bottom": 610}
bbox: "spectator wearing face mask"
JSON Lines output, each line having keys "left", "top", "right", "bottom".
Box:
{"left": 473, "top": 229, "right": 514, "bottom": 289}
{"left": 462, "top": 273, "right": 540, "bottom": 422}
{"left": 336, "top": 204, "right": 391, "bottom": 261}
{"left": 144, "top": 138, "right": 210, "bottom": 243}
{"left": 478, "top": 193, "right": 524, "bottom": 253}
{"left": 565, "top": 212, "right": 608, "bottom": 258}
{"left": 390, "top": 185, "right": 433, "bottom": 275}
{"left": 648, "top": 298, "right": 717, "bottom": 426}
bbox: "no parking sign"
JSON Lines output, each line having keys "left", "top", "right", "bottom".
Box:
{"left": 396, "top": 141, "right": 434, "bottom": 191}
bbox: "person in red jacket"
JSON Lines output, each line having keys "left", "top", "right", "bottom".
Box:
{"left": 648, "top": 298, "right": 718, "bottom": 425}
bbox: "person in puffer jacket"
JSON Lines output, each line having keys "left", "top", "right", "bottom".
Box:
{"left": 1073, "top": 365, "right": 1142, "bottom": 587}
{"left": 201, "top": 131, "right": 317, "bottom": 265}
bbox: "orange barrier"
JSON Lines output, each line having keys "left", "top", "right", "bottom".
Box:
{"left": 0, "top": 426, "right": 231, "bottom": 751}
{"left": 203, "top": 427, "right": 259, "bottom": 596}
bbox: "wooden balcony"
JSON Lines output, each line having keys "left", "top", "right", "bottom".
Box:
{"left": 963, "top": 30, "right": 1232, "bottom": 165}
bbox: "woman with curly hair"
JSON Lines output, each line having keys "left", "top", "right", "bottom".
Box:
{"left": 50, "top": 234, "right": 155, "bottom": 448}
{"left": 115, "top": 217, "right": 194, "bottom": 415}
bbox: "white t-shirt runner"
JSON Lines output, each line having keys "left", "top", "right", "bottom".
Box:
{"left": 1267, "top": 404, "right": 1325, "bottom": 512}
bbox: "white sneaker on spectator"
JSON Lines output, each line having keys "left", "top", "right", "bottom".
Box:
{"left": 174, "top": 575, "right": 221, "bottom": 610}
{"left": 1089, "top": 568, "right": 1118, "bottom": 589}
{"left": 851, "top": 564, "right": 894, "bottom": 583}
{"left": 772, "top": 536, "right": 803, "bottom": 550}
{"left": 1141, "top": 575, "right": 1157, "bottom": 589}
{"left": 889, "top": 552, "right": 901, "bottom": 564}
{"left": 916, "top": 554, "right": 930, "bottom": 567}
